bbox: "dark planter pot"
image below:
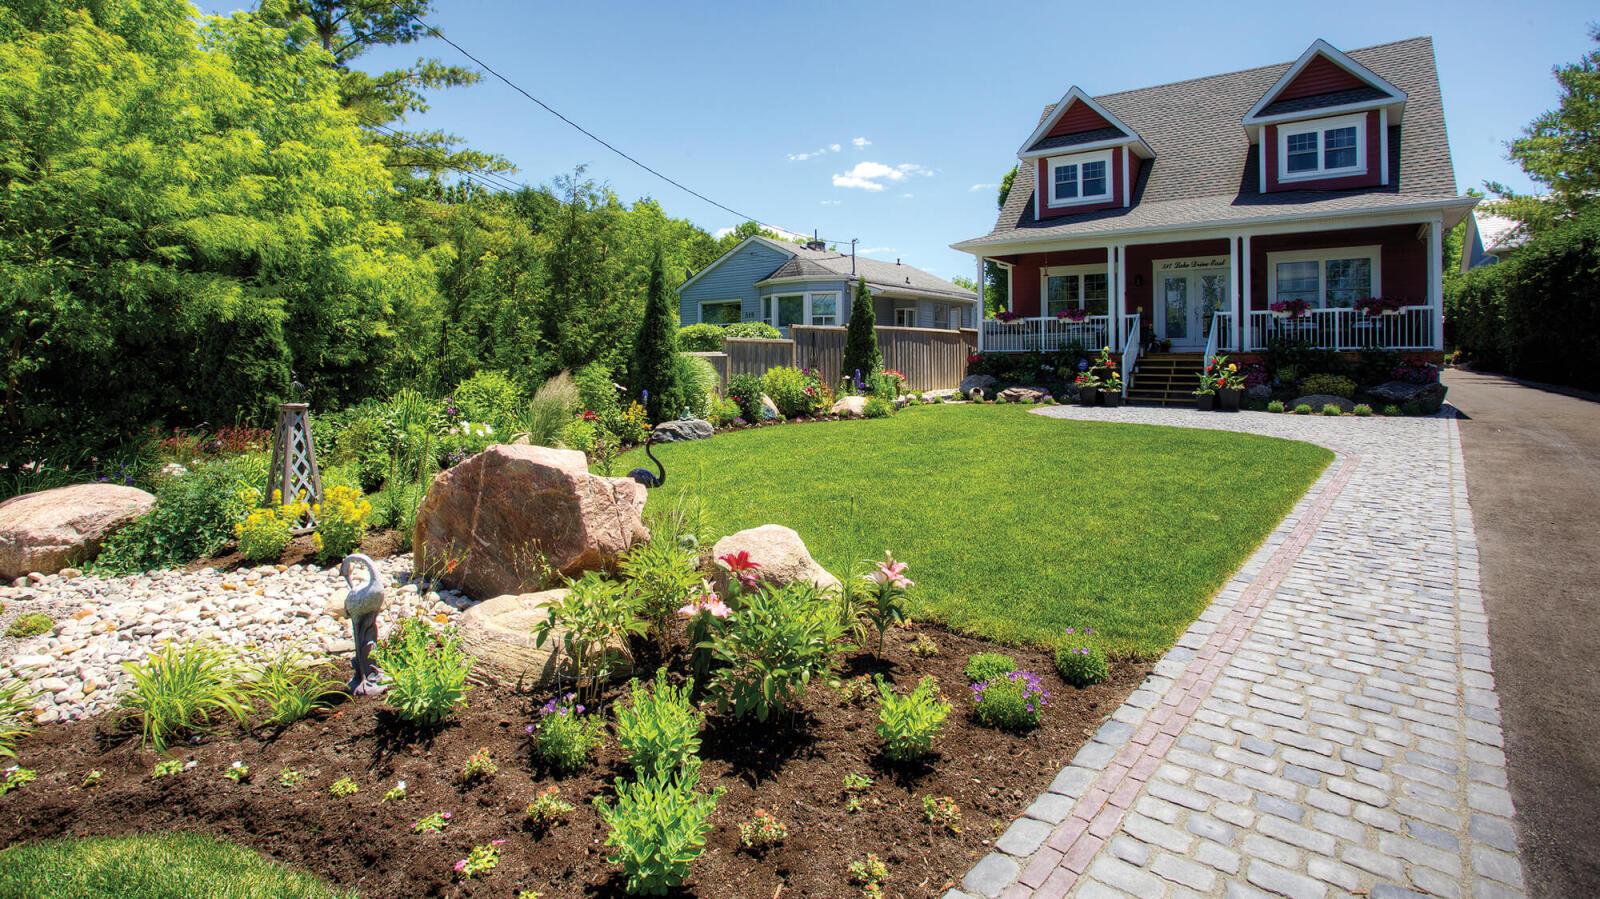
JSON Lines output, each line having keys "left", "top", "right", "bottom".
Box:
{"left": 1218, "top": 388, "right": 1242, "bottom": 411}
{"left": 1196, "top": 393, "right": 1216, "bottom": 411}
{"left": 1103, "top": 391, "right": 1122, "bottom": 408}
{"left": 1079, "top": 386, "right": 1098, "bottom": 407}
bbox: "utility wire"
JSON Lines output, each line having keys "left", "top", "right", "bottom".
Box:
{"left": 407, "top": 13, "right": 856, "bottom": 247}
{"left": 361, "top": 120, "right": 525, "bottom": 194}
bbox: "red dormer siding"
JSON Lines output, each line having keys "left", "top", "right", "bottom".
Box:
{"left": 1277, "top": 55, "right": 1368, "bottom": 100}
{"left": 1263, "top": 110, "right": 1382, "bottom": 192}
{"left": 1036, "top": 146, "right": 1125, "bottom": 220}
{"left": 1045, "top": 101, "right": 1115, "bottom": 138}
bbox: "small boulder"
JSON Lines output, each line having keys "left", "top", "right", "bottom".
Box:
{"left": 456, "top": 588, "right": 632, "bottom": 688}
{"left": 998, "top": 385, "right": 1050, "bottom": 404}
{"left": 759, "top": 394, "right": 780, "bottom": 421}
{"left": 1367, "top": 380, "right": 1448, "bottom": 412}
{"left": 711, "top": 525, "right": 840, "bottom": 595}
{"left": 652, "top": 417, "right": 714, "bottom": 443}
{"left": 1246, "top": 384, "right": 1272, "bottom": 400}
{"left": 830, "top": 395, "right": 867, "bottom": 417}
{"left": 959, "top": 374, "right": 997, "bottom": 395}
{"left": 1292, "top": 394, "right": 1355, "bottom": 413}
{"left": 0, "top": 484, "right": 155, "bottom": 579}
{"left": 413, "top": 445, "right": 648, "bottom": 599}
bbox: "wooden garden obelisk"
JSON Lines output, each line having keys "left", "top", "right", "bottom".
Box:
{"left": 267, "top": 403, "right": 323, "bottom": 531}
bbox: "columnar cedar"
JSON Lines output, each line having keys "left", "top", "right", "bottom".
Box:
{"left": 630, "top": 246, "right": 685, "bottom": 423}
{"left": 842, "top": 278, "right": 881, "bottom": 387}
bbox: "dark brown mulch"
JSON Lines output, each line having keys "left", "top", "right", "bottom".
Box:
{"left": 186, "top": 528, "right": 408, "bottom": 573}
{"left": 0, "top": 626, "right": 1148, "bottom": 898}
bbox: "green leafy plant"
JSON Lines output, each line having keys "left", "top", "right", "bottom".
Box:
{"left": 534, "top": 572, "right": 645, "bottom": 705}
{"left": 453, "top": 841, "right": 503, "bottom": 880}
{"left": 875, "top": 675, "right": 951, "bottom": 762}
{"left": 1353, "top": 403, "right": 1374, "bottom": 416}
{"left": 512, "top": 372, "right": 580, "bottom": 448}
{"left": 453, "top": 370, "right": 526, "bottom": 432}
{"left": 837, "top": 674, "right": 876, "bottom": 704}
{"left": 312, "top": 484, "right": 371, "bottom": 564}
{"left": 908, "top": 634, "right": 938, "bottom": 658}
{"left": 972, "top": 670, "right": 1050, "bottom": 731}
{"left": 277, "top": 768, "right": 303, "bottom": 788}
{"left": 233, "top": 493, "right": 306, "bottom": 561}
{"left": 457, "top": 748, "right": 497, "bottom": 784}
{"left": 372, "top": 618, "right": 473, "bottom": 726}
{"left": 5, "top": 613, "right": 53, "bottom": 638}
{"left": 0, "top": 766, "right": 35, "bottom": 796}
{"left": 119, "top": 642, "right": 252, "bottom": 751}
{"left": 622, "top": 539, "right": 701, "bottom": 654}
{"left": 724, "top": 321, "right": 782, "bottom": 340}
{"left": 737, "top": 809, "right": 787, "bottom": 853}
{"left": 707, "top": 582, "right": 848, "bottom": 721}
{"left": 1383, "top": 404, "right": 1402, "bottom": 416}
{"left": 593, "top": 759, "right": 724, "bottom": 896}
{"left": 862, "top": 396, "right": 893, "bottom": 418}
{"left": 615, "top": 670, "right": 703, "bottom": 776}
{"left": 761, "top": 366, "right": 823, "bottom": 418}
{"left": 673, "top": 353, "right": 719, "bottom": 418}
{"left": 526, "top": 785, "right": 575, "bottom": 831}
{"left": 413, "top": 811, "right": 452, "bottom": 834}
{"left": 676, "top": 323, "right": 727, "bottom": 353}
{"left": 0, "top": 679, "right": 36, "bottom": 759}
{"left": 1266, "top": 400, "right": 1286, "bottom": 413}
{"left": 329, "top": 776, "right": 358, "bottom": 797}
{"left": 1322, "top": 403, "right": 1343, "bottom": 416}
{"left": 963, "top": 653, "right": 1017, "bottom": 685}
{"left": 922, "top": 795, "right": 962, "bottom": 833}
{"left": 252, "top": 645, "right": 339, "bottom": 726}
{"left": 726, "top": 373, "right": 765, "bottom": 423}
{"left": 151, "top": 759, "right": 185, "bottom": 780}
{"left": 383, "top": 780, "right": 408, "bottom": 803}
{"left": 1294, "top": 403, "right": 1313, "bottom": 415}
{"left": 859, "top": 551, "right": 913, "bottom": 657}
{"left": 223, "top": 761, "right": 249, "bottom": 783}
{"left": 81, "top": 769, "right": 102, "bottom": 788}
{"left": 530, "top": 694, "right": 605, "bottom": 774}
{"left": 94, "top": 455, "right": 268, "bottom": 573}
{"left": 1055, "top": 644, "right": 1110, "bottom": 687}
{"left": 848, "top": 853, "right": 889, "bottom": 896}
{"left": 1300, "top": 373, "right": 1356, "bottom": 398}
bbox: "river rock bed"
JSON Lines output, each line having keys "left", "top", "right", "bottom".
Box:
{"left": 0, "top": 554, "right": 470, "bottom": 724}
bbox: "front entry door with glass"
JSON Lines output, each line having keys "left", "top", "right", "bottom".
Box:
{"left": 1153, "top": 259, "right": 1229, "bottom": 350}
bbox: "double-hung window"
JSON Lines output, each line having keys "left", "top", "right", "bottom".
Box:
{"left": 1277, "top": 113, "right": 1365, "bottom": 181}
{"left": 1047, "top": 150, "right": 1113, "bottom": 207}
{"left": 1267, "top": 246, "right": 1380, "bottom": 309}
{"left": 808, "top": 292, "right": 838, "bottom": 326}
{"left": 1043, "top": 265, "right": 1111, "bottom": 316}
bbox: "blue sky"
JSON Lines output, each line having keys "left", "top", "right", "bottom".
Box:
{"left": 221, "top": 0, "right": 1595, "bottom": 281}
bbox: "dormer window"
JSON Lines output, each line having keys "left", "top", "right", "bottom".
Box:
{"left": 1278, "top": 113, "right": 1365, "bottom": 182}
{"left": 1047, "top": 150, "right": 1113, "bottom": 206}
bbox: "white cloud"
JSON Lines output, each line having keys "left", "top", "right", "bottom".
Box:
{"left": 787, "top": 148, "right": 827, "bottom": 161}
{"left": 859, "top": 246, "right": 895, "bottom": 255}
{"left": 819, "top": 199, "right": 841, "bottom": 205}
{"left": 829, "top": 143, "right": 841, "bottom": 152}
{"left": 969, "top": 183, "right": 997, "bottom": 192}
{"left": 852, "top": 137, "right": 871, "bottom": 148}
{"left": 831, "top": 161, "right": 932, "bottom": 191}
{"left": 899, "top": 193, "right": 914, "bottom": 199}
{"left": 712, "top": 227, "right": 737, "bottom": 239}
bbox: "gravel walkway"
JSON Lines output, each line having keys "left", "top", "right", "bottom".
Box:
{"left": 0, "top": 555, "right": 468, "bottom": 724}
{"left": 953, "top": 405, "right": 1525, "bottom": 899}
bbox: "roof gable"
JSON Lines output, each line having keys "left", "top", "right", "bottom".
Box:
{"left": 1243, "top": 39, "right": 1406, "bottom": 124}
{"left": 1019, "top": 87, "right": 1152, "bottom": 158}
{"left": 674, "top": 235, "right": 793, "bottom": 295}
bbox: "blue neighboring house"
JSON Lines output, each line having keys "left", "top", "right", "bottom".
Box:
{"left": 676, "top": 236, "right": 979, "bottom": 335}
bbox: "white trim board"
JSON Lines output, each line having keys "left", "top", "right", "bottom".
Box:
{"left": 1242, "top": 39, "right": 1407, "bottom": 124}
{"left": 1264, "top": 244, "right": 1383, "bottom": 306}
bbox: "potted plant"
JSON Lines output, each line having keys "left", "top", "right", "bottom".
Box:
{"left": 1208, "top": 355, "right": 1245, "bottom": 411}
{"left": 1101, "top": 369, "right": 1124, "bottom": 407}
{"left": 1193, "top": 379, "right": 1216, "bottom": 411}
{"left": 1075, "top": 371, "right": 1099, "bottom": 406}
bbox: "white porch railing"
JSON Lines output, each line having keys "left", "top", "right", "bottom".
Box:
{"left": 1244, "top": 306, "right": 1437, "bottom": 351}
{"left": 1120, "top": 313, "right": 1140, "bottom": 398}
{"left": 1209, "top": 312, "right": 1235, "bottom": 352}
{"left": 981, "top": 315, "right": 1111, "bottom": 353}
{"left": 1202, "top": 314, "right": 1221, "bottom": 377}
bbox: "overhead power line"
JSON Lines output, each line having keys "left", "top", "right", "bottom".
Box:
{"left": 361, "top": 119, "right": 525, "bottom": 194}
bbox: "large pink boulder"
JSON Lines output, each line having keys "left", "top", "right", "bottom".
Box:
{"left": 413, "top": 445, "right": 649, "bottom": 599}
{"left": 0, "top": 484, "right": 155, "bottom": 578}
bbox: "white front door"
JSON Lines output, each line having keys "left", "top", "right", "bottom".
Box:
{"left": 1154, "top": 263, "right": 1229, "bottom": 350}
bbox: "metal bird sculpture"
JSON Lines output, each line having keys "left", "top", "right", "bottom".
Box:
{"left": 340, "top": 553, "right": 387, "bottom": 696}
{"left": 627, "top": 435, "right": 666, "bottom": 488}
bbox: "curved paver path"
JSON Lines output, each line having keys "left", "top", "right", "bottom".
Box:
{"left": 952, "top": 405, "right": 1525, "bottom": 899}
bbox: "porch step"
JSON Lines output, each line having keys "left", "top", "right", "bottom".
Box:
{"left": 1128, "top": 352, "right": 1204, "bottom": 407}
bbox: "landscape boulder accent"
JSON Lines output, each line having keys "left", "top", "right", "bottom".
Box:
{"left": 710, "top": 525, "right": 841, "bottom": 595}
{"left": 413, "top": 445, "right": 648, "bottom": 599}
{"left": 998, "top": 385, "right": 1051, "bottom": 404}
{"left": 958, "top": 374, "right": 996, "bottom": 395}
{"left": 830, "top": 395, "right": 867, "bottom": 417}
{"left": 456, "top": 588, "right": 631, "bottom": 688}
{"left": 652, "top": 417, "right": 714, "bottom": 443}
{"left": 1367, "top": 380, "right": 1448, "bottom": 412}
{"left": 1246, "top": 384, "right": 1272, "bottom": 400}
{"left": 0, "top": 484, "right": 155, "bottom": 579}
{"left": 760, "top": 394, "right": 781, "bottom": 421}
{"left": 1292, "top": 394, "right": 1355, "bottom": 413}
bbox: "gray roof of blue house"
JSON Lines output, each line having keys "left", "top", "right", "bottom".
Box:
{"left": 739, "top": 238, "right": 978, "bottom": 303}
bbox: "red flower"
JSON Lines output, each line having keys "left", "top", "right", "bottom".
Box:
{"left": 717, "top": 550, "right": 762, "bottom": 588}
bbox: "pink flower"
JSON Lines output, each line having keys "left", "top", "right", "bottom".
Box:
{"left": 491, "top": 839, "right": 505, "bottom": 846}
{"left": 864, "top": 551, "right": 913, "bottom": 589}
{"left": 678, "top": 588, "right": 731, "bottom": 619}
{"left": 442, "top": 812, "right": 452, "bottom": 819}
{"left": 453, "top": 860, "right": 466, "bottom": 873}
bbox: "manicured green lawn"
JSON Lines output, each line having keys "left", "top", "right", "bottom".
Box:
{"left": 0, "top": 833, "right": 357, "bottom": 899}
{"left": 638, "top": 405, "right": 1331, "bottom": 658}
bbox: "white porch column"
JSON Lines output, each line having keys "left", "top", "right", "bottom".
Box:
{"left": 975, "top": 256, "right": 985, "bottom": 353}
{"left": 1108, "top": 244, "right": 1121, "bottom": 351}
{"left": 1241, "top": 234, "right": 1253, "bottom": 350}
{"left": 1428, "top": 217, "right": 1445, "bottom": 350}
{"left": 1229, "top": 235, "right": 1244, "bottom": 351}
{"left": 1117, "top": 243, "right": 1128, "bottom": 342}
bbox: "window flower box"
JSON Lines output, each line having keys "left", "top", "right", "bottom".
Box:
{"left": 1269, "top": 299, "right": 1311, "bottom": 319}
{"left": 1355, "top": 296, "right": 1407, "bottom": 317}
{"left": 1055, "top": 308, "right": 1089, "bottom": 323}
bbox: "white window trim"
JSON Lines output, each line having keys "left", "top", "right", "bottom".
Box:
{"left": 806, "top": 290, "right": 840, "bottom": 326}
{"left": 1277, "top": 113, "right": 1366, "bottom": 183}
{"left": 1041, "top": 264, "right": 1111, "bottom": 313}
{"left": 1046, "top": 149, "right": 1114, "bottom": 208}
{"left": 1265, "top": 245, "right": 1382, "bottom": 308}
{"left": 697, "top": 298, "right": 742, "bottom": 325}
{"left": 768, "top": 291, "right": 842, "bottom": 327}
{"left": 893, "top": 307, "right": 917, "bottom": 327}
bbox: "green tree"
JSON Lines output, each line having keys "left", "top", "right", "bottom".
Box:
{"left": 630, "top": 247, "right": 685, "bottom": 423}
{"left": 997, "top": 165, "right": 1019, "bottom": 210}
{"left": 1485, "top": 27, "right": 1600, "bottom": 233}
{"left": 841, "top": 278, "right": 880, "bottom": 388}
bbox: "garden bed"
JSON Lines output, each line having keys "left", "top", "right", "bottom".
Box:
{"left": 0, "top": 624, "right": 1148, "bottom": 898}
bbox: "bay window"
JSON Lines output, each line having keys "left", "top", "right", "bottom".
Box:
{"left": 1266, "top": 246, "right": 1381, "bottom": 308}
{"left": 768, "top": 290, "right": 841, "bottom": 328}
{"left": 1047, "top": 149, "right": 1113, "bottom": 207}
{"left": 1278, "top": 113, "right": 1366, "bottom": 181}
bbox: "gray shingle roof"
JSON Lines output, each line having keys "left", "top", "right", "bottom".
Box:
{"left": 1025, "top": 126, "right": 1129, "bottom": 155}
{"left": 758, "top": 239, "right": 978, "bottom": 302}
{"left": 1257, "top": 85, "right": 1393, "bottom": 117}
{"left": 957, "top": 37, "right": 1464, "bottom": 251}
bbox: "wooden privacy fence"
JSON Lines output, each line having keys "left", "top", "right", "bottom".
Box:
{"left": 713, "top": 326, "right": 976, "bottom": 393}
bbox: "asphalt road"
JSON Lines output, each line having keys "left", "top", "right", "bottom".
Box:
{"left": 1446, "top": 368, "right": 1600, "bottom": 899}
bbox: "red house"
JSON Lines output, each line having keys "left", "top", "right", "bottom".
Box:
{"left": 953, "top": 38, "right": 1476, "bottom": 401}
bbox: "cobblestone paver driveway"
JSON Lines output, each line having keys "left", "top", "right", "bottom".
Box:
{"left": 951, "top": 407, "right": 1524, "bottom": 899}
